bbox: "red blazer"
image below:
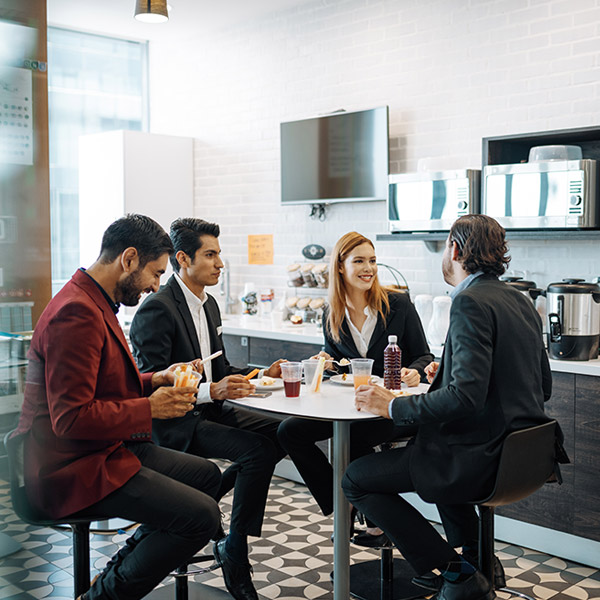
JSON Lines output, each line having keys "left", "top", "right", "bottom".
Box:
{"left": 15, "top": 269, "right": 154, "bottom": 519}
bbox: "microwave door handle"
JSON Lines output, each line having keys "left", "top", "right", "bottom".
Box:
{"left": 505, "top": 173, "right": 513, "bottom": 217}
{"left": 539, "top": 172, "right": 549, "bottom": 216}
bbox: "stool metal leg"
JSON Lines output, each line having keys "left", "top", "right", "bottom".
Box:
{"left": 71, "top": 522, "right": 91, "bottom": 598}
{"left": 175, "top": 564, "right": 188, "bottom": 600}
{"left": 380, "top": 547, "right": 393, "bottom": 600}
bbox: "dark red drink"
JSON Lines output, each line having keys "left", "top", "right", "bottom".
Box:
{"left": 284, "top": 379, "right": 301, "bottom": 398}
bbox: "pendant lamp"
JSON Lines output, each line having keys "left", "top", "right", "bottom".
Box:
{"left": 134, "top": 0, "right": 169, "bottom": 23}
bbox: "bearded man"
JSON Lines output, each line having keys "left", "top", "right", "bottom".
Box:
{"left": 13, "top": 214, "right": 222, "bottom": 600}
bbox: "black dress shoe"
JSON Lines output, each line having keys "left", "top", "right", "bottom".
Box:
{"left": 432, "top": 571, "right": 496, "bottom": 600}
{"left": 412, "top": 556, "right": 505, "bottom": 591}
{"left": 351, "top": 530, "right": 392, "bottom": 548}
{"left": 213, "top": 537, "right": 258, "bottom": 600}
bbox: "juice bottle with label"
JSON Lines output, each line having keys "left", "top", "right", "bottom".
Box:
{"left": 383, "top": 335, "right": 402, "bottom": 390}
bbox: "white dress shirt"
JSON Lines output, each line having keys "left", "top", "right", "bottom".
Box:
{"left": 345, "top": 305, "right": 378, "bottom": 357}
{"left": 174, "top": 274, "right": 214, "bottom": 403}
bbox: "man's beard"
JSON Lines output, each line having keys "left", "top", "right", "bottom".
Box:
{"left": 115, "top": 269, "right": 145, "bottom": 307}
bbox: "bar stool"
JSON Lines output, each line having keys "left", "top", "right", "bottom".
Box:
{"left": 472, "top": 420, "right": 559, "bottom": 600}
{"left": 4, "top": 430, "right": 221, "bottom": 600}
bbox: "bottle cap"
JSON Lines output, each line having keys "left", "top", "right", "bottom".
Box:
{"left": 388, "top": 335, "right": 397, "bottom": 343}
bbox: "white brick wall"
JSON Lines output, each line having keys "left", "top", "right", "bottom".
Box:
{"left": 147, "top": 0, "right": 600, "bottom": 307}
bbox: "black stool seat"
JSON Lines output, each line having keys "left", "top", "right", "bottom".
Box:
{"left": 471, "top": 420, "right": 559, "bottom": 600}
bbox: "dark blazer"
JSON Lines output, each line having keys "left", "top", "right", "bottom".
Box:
{"left": 14, "top": 269, "right": 154, "bottom": 519}
{"left": 129, "top": 275, "right": 251, "bottom": 451}
{"left": 390, "top": 274, "right": 553, "bottom": 504}
{"left": 323, "top": 292, "right": 433, "bottom": 379}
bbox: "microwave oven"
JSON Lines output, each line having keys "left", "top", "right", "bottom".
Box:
{"left": 482, "top": 159, "right": 599, "bottom": 229}
{"left": 388, "top": 169, "right": 480, "bottom": 232}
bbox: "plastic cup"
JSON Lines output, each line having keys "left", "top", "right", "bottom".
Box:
{"left": 302, "top": 359, "right": 320, "bottom": 392}
{"left": 281, "top": 361, "right": 303, "bottom": 398}
{"left": 173, "top": 368, "right": 202, "bottom": 389}
{"left": 351, "top": 358, "right": 374, "bottom": 390}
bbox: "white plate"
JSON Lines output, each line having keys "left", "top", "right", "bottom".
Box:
{"left": 329, "top": 374, "right": 382, "bottom": 386}
{"left": 251, "top": 378, "right": 285, "bottom": 390}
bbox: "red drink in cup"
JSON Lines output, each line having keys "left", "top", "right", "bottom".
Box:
{"left": 283, "top": 379, "right": 301, "bottom": 397}
{"left": 281, "top": 362, "right": 303, "bottom": 398}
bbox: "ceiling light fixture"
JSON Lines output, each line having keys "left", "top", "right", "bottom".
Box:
{"left": 134, "top": 0, "right": 169, "bottom": 23}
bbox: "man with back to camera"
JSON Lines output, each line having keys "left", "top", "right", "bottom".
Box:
{"left": 342, "top": 215, "right": 555, "bottom": 600}
{"left": 12, "top": 214, "right": 223, "bottom": 600}
{"left": 129, "top": 217, "right": 286, "bottom": 600}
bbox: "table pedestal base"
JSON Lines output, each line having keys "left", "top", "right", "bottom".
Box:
{"left": 348, "top": 557, "right": 425, "bottom": 600}
{"left": 144, "top": 581, "right": 231, "bottom": 600}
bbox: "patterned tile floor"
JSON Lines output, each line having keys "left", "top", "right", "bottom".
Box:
{"left": 1, "top": 474, "right": 599, "bottom": 600}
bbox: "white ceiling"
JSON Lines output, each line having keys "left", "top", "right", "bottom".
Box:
{"left": 47, "top": 0, "right": 315, "bottom": 42}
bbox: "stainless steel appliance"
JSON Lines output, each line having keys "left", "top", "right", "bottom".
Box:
{"left": 500, "top": 276, "right": 543, "bottom": 303}
{"left": 388, "top": 169, "right": 480, "bottom": 232}
{"left": 482, "top": 159, "right": 599, "bottom": 229}
{"left": 546, "top": 279, "right": 600, "bottom": 361}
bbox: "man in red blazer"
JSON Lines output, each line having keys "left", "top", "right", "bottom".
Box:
{"left": 14, "top": 214, "right": 222, "bottom": 600}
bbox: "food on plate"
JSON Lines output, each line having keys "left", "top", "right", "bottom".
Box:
{"left": 259, "top": 376, "right": 276, "bottom": 386}
{"left": 390, "top": 389, "right": 409, "bottom": 397}
{"left": 286, "top": 296, "right": 299, "bottom": 308}
{"left": 244, "top": 368, "right": 260, "bottom": 380}
{"left": 341, "top": 372, "right": 348, "bottom": 381}
{"left": 290, "top": 315, "right": 303, "bottom": 325}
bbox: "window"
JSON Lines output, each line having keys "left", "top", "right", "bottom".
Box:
{"left": 47, "top": 27, "right": 148, "bottom": 294}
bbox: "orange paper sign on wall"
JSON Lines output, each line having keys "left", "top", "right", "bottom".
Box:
{"left": 248, "top": 234, "right": 274, "bottom": 265}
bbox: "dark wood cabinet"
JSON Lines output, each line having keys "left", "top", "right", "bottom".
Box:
{"left": 223, "top": 334, "right": 322, "bottom": 369}
{"left": 497, "top": 370, "right": 600, "bottom": 543}
{"left": 572, "top": 375, "right": 600, "bottom": 540}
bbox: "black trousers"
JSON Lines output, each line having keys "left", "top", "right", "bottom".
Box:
{"left": 186, "top": 402, "right": 284, "bottom": 537}
{"left": 277, "top": 417, "right": 415, "bottom": 515}
{"left": 76, "top": 442, "right": 221, "bottom": 600}
{"left": 343, "top": 445, "right": 467, "bottom": 575}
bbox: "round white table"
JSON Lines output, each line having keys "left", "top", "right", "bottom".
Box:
{"left": 228, "top": 380, "right": 430, "bottom": 600}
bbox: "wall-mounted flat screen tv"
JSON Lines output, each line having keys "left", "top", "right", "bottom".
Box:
{"left": 280, "top": 106, "right": 389, "bottom": 205}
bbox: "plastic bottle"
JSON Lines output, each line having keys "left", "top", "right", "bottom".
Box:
{"left": 383, "top": 335, "right": 402, "bottom": 390}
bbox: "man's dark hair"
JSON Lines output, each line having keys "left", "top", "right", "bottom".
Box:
{"left": 99, "top": 214, "right": 173, "bottom": 267}
{"left": 449, "top": 214, "right": 511, "bottom": 276}
{"left": 169, "top": 218, "right": 220, "bottom": 273}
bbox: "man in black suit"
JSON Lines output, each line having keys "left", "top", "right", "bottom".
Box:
{"left": 342, "top": 215, "right": 553, "bottom": 600}
{"left": 129, "top": 218, "right": 285, "bottom": 600}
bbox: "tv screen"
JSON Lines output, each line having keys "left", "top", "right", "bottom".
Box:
{"left": 280, "top": 106, "right": 389, "bottom": 205}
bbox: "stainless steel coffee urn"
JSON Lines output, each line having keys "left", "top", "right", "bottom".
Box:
{"left": 501, "top": 276, "right": 543, "bottom": 303}
{"left": 546, "top": 279, "right": 600, "bottom": 361}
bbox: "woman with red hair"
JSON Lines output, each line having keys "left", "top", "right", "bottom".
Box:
{"left": 277, "top": 231, "right": 432, "bottom": 544}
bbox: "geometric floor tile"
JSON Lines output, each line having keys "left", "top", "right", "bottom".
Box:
{"left": 1, "top": 474, "right": 599, "bottom": 599}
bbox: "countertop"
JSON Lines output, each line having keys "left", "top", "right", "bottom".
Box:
{"left": 221, "top": 315, "right": 600, "bottom": 377}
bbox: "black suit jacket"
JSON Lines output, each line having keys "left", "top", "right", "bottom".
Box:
{"left": 391, "top": 274, "right": 553, "bottom": 504}
{"left": 323, "top": 292, "right": 433, "bottom": 379}
{"left": 129, "top": 275, "right": 251, "bottom": 451}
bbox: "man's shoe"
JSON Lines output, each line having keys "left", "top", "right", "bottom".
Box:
{"left": 463, "top": 553, "right": 506, "bottom": 589}
{"left": 432, "top": 571, "right": 496, "bottom": 600}
{"left": 412, "top": 556, "right": 505, "bottom": 592}
{"left": 351, "top": 530, "right": 392, "bottom": 548}
{"left": 213, "top": 537, "right": 259, "bottom": 600}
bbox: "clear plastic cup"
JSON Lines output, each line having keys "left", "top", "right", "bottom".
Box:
{"left": 281, "top": 361, "right": 303, "bottom": 398}
{"left": 351, "top": 358, "right": 374, "bottom": 390}
{"left": 173, "top": 367, "right": 202, "bottom": 389}
{"left": 302, "top": 359, "right": 320, "bottom": 391}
